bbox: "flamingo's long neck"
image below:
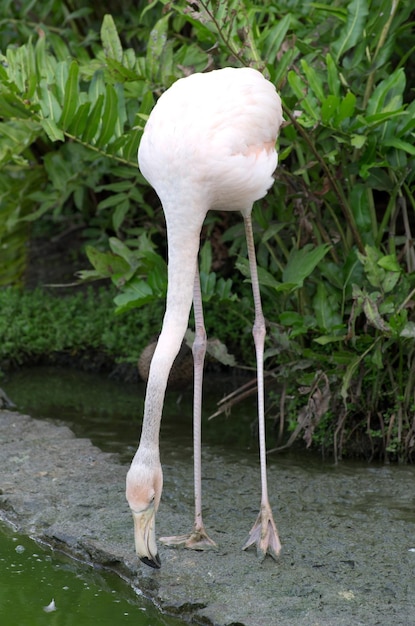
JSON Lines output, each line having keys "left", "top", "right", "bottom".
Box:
{"left": 138, "top": 209, "right": 205, "bottom": 452}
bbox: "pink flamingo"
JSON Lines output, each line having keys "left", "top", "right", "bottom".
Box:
{"left": 126, "top": 67, "right": 283, "bottom": 568}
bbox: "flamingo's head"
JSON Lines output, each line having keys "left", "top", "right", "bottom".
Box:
{"left": 126, "top": 458, "right": 163, "bottom": 569}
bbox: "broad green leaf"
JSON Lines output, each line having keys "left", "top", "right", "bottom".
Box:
{"left": 383, "top": 137, "right": 415, "bottom": 156}
{"left": 381, "top": 270, "right": 400, "bottom": 294}
{"left": 273, "top": 48, "right": 299, "bottom": 89}
{"left": 282, "top": 244, "right": 331, "bottom": 288}
{"left": 261, "top": 14, "right": 292, "bottom": 61}
{"left": 38, "top": 79, "right": 62, "bottom": 121}
{"left": 59, "top": 61, "right": 80, "bottom": 130}
{"left": 350, "top": 185, "right": 372, "bottom": 236}
{"left": 109, "top": 237, "right": 138, "bottom": 268}
{"left": 82, "top": 94, "right": 104, "bottom": 143}
{"left": 261, "top": 222, "right": 286, "bottom": 243}
{"left": 146, "top": 14, "right": 171, "bottom": 81}
{"left": 236, "top": 257, "right": 282, "bottom": 290}
{"left": 366, "top": 68, "right": 405, "bottom": 116}
{"left": 0, "top": 93, "right": 31, "bottom": 119}
{"left": 40, "top": 118, "right": 64, "bottom": 142}
{"left": 287, "top": 70, "right": 306, "bottom": 102}
{"left": 377, "top": 254, "right": 401, "bottom": 273}
{"left": 362, "top": 294, "right": 391, "bottom": 332}
{"left": 331, "top": 0, "right": 369, "bottom": 61}
{"left": 67, "top": 101, "right": 91, "bottom": 137}
{"left": 54, "top": 61, "right": 69, "bottom": 104}
{"left": 97, "top": 84, "right": 119, "bottom": 146}
{"left": 337, "top": 91, "right": 356, "bottom": 123}
{"left": 101, "top": 14, "right": 123, "bottom": 62}
{"left": 112, "top": 199, "right": 130, "bottom": 234}
{"left": 313, "top": 282, "right": 342, "bottom": 332}
{"left": 300, "top": 59, "right": 324, "bottom": 102}
{"left": 326, "top": 52, "right": 340, "bottom": 96}
{"left": 200, "top": 240, "right": 212, "bottom": 275}
{"left": 0, "top": 119, "right": 41, "bottom": 163}
{"left": 114, "top": 279, "right": 155, "bottom": 314}
{"left": 287, "top": 71, "right": 319, "bottom": 120}
{"left": 351, "top": 134, "right": 366, "bottom": 149}
{"left": 98, "top": 192, "right": 128, "bottom": 211}
{"left": 357, "top": 246, "right": 383, "bottom": 288}
{"left": 85, "top": 244, "right": 130, "bottom": 277}
{"left": 321, "top": 94, "right": 340, "bottom": 125}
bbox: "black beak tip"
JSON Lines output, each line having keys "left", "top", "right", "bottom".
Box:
{"left": 140, "top": 554, "right": 161, "bottom": 569}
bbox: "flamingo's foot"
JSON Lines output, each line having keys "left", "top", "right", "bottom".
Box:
{"left": 160, "top": 526, "right": 218, "bottom": 551}
{"left": 243, "top": 503, "right": 281, "bottom": 561}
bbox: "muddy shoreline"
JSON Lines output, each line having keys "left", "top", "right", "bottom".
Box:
{"left": 1, "top": 408, "right": 415, "bottom": 625}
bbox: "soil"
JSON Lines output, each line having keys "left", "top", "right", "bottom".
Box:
{"left": 1, "top": 407, "right": 415, "bottom": 626}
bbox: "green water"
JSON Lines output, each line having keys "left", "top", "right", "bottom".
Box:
{"left": 0, "top": 523, "right": 184, "bottom": 626}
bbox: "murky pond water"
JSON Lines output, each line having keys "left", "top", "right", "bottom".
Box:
{"left": 3, "top": 366, "right": 415, "bottom": 625}
{"left": 0, "top": 522, "right": 184, "bottom": 626}
{"left": 3, "top": 366, "right": 259, "bottom": 461}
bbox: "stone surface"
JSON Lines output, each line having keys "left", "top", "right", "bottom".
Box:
{"left": 1, "top": 409, "right": 415, "bottom": 625}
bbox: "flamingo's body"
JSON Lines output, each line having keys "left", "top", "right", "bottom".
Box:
{"left": 126, "top": 67, "right": 283, "bottom": 568}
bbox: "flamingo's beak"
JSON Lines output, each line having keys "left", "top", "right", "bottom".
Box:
{"left": 131, "top": 504, "right": 161, "bottom": 569}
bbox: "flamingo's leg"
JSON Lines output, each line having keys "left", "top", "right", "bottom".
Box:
{"left": 242, "top": 215, "right": 282, "bottom": 560}
{"left": 160, "top": 266, "right": 217, "bottom": 551}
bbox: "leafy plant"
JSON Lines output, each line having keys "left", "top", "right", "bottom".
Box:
{"left": 1, "top": 0, "right": 415, "bottom": 460}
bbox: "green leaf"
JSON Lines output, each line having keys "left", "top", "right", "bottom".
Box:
{"left": 85, "top": 245, "right": 130, "bottom": 278}
{"left": 114, "top": 279, "right": 155, "bottom": 314}
{"left": 38, "top": 79, "right": 62, "bottom": 121}
{"left": 235, "top": 258, "right": 282, "bottom": 290}
{"left": 383, "top": 137, "right": 415, "bottom": 156}
{"left": 97, "top": 84, "right": 119, "bottom": 146}
{"left": 67, "top": 101, "right": 91, "bottom": 137}
{"left": 351, "top": 134, "right": 367, "bottom": 149}
{"left": 366, "top": 68, "right": 405, "bottom": 116}
{"left": 331, "top": 0, "right": 369, "bottom": 62}
{"left": 300, "top": 59, "right": 324, "bottom": 102}
{"left": 200, "top": 240, "right": 212, "bottom": 275}
{"left": 101, "top": 14, "right": 123, "bottom": 62}
{"left": 337, "top": 91, "right": 356, "bottom": 123}
{"left": 108, "top": 237, "right": 138, "bottom": 268}
{"left": 321, "top": 95, "right": 340, "bottom": 125}
{"left": 313, "top": 282, "right": 342, "bottom": 332}
{"left": 59, "top": 61, "right": 79, "bottom": 130}
{"left": 262, "top": 14, "right": 292, "bottom": 62}
{"left": 82, "top": 94, "right": 104, "bottom": 143}
{"left": 146, "top": 14, "right": 171, "bottom": 81}
{"left": 287, "top": 71, "right": 319, "bottom": 120}
{"left": 112, "top": 199, "right": 130, "bottom": 233}
{"left": 40, "top": 118, "right": 64, "bottom": 142}
{"left": 326, "top": 52, "right": 340, "bottom": 96}
{"left": 0, "top": 93, "right": 31, "bottom": 120}
{"left": 377, "top": 254, "right": 401, "bottom": 273}
{"left": 362, "top": 294, "right": 391, "bottom": 332}
{"left": 282, "top": 244, "right": 331, "bottom": 288}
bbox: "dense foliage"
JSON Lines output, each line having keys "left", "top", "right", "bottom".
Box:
{"left": 0, "top": 0, "right": 414, "bottom": 460}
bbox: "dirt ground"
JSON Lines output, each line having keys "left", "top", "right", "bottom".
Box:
{"left": 1, "top": 408, "right": 415, "bottom": 626}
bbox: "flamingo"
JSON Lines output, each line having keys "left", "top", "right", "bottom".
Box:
{"left": 126, "top": 67, "right": 283, "bottom": 568}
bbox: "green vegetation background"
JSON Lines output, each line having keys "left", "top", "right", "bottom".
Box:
{"left": 1, "top": 0, "right": 414, "bottom": 460}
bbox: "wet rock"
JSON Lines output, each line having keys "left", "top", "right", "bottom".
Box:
{"left": 0, "top": 408, "right": 415, "bottom": 625}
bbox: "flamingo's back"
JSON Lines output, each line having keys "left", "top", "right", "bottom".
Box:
{"left": 138, "top": 67, "right": 283, "bottom": 217}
